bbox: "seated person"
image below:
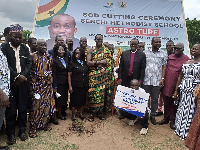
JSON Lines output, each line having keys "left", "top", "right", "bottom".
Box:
{"left": 119, "top": 79, "right": 149, "bottom": 135}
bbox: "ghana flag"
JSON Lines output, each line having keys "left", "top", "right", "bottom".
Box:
{"left": 36, "top": 0, "right": 69, "bottom": 27}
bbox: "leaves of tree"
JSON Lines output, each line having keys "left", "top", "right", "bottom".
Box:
{"left": 22, "top": 30, "right": 32, "bottom": 41}
{"left": 186, "top": 18, "right": 200, "bottom": 48}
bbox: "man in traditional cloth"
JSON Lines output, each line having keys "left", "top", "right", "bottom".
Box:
{"left": 1, "top": 24, "right": 32, "bottom": 145}
{"left": 156, "top": 40, "right": 174, "bottom": 116}
{"left": 87, "top": 34, "right": 113, "bottom": 121}
{"left": 29, "top": 39, "right": 56, "bottom": 138}
{"left": 0, "top": 47, "right": 10, "bottom": 150}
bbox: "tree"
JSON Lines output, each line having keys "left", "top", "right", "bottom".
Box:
{"left": 22, "top": 30, "right": 32, "bottom": 41}
{"left": 186, "top": 18, "right": 200, "bottom": 48}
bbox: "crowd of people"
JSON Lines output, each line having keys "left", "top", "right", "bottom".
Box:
{"left": 0, "top": 22, "right": 200, "bottom": 150}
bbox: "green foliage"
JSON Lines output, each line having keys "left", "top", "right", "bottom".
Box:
{"left": 22, "top": 30, "right": 32, "bottom": 41}
{"left": 186, "top": 18, "right": 200, "bottom": 48}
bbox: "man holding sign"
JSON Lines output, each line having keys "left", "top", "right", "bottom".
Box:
{"left": 117, "top": 79, "right": 149, "bottom": 135}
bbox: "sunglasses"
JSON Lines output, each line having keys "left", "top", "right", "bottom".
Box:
{"left": 191, "top": 48, "right": 199, "bottom": 50}
{"left": 174, "top": 47, "right": 182, "bottom": 50}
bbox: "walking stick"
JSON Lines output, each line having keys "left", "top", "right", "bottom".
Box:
{"left": 112, "top": 47, "right": 121, "bottom": 115}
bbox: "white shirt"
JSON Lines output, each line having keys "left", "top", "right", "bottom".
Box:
{"left": 9, "top": 42, "right": 21, "bottom": 73}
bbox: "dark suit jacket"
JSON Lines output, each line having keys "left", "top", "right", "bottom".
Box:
{"left": 1, "top": 43, "right": 32, "bottom": 114}
{"left": 48, "top": 49, "right": 54, "bottom": 56}
{"left": 68, "top": 61, "right": 88, "bottom": 88}
{"left": 52, "top": 57, "right": 68, "bottom": 88}
{"left": 118, "top": 50, "right": 146, "bottom": 86}
{"left": 1, "top": 43, "right": 32, "bottom": 82}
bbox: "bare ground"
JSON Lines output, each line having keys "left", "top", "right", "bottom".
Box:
{"left": 0, "top": 110, "right": 188, "bottom": 150}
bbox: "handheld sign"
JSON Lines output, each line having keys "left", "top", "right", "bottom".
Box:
{"left": 114, "top": 85, "right": 149, "bottom": 117}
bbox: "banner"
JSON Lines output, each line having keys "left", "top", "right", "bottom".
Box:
{"left": 33, "top": 0, "right": 189, "bottom": 55}
{"left": 114, "top": 85, "right": 149, "bottom": 117}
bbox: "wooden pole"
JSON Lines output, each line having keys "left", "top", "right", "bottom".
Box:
{"left": 112, "top": 47, "right": 121, "bottom": 115}
{"left": 181, "top": 0, "right": 190, "bottom": 58}
{"left": 31, "top": 0, "right": 39, "bottom": 37}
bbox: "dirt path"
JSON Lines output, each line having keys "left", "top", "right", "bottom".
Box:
{"left": 0, "top": 110, "right": 187, "bottom": 150}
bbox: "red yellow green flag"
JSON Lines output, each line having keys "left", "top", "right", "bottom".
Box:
{"left": 36, "top": 0, "right": 69, "bottom": 27}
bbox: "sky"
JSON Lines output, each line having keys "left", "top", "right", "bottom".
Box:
{"left": 0, "top": 0, "right": 199, "bottom": 34}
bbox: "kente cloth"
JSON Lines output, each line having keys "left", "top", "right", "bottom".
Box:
{"left": 85, "top": 47, "right": 88, "bottom": 61}
{"left": 29, "top": 53, "right": 55, "bottom": 129}
{"left": 88, "top": 45, "right": 113, "bottom": 112}
{"left": 105, "top": 56, "right": 115, "bottom": 110}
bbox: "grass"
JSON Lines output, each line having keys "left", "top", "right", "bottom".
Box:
{"left": 131, "top": 130, "right": 186, "bottom": 150}
{"left": 7, "top": 130, "right": 79, "bottom": 150}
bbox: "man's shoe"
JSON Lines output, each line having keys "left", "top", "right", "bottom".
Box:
{"left": 62, "top": 112, "right": 67, "bottom": 117}
{"left": 18, "top": 132, "right": 28, "bottom": 141}
{"left": 0, "top": 146, "right": 9, "bottom": 150}
{"left": 7, "top": 135, "right": 16, "bottom": 145}
{"left": 155, "top": 112, "right": 163, "bottom": 116}
{"left": 150, "top": 116, "right": 157, "bottom": 125}
{"left": 170, "top": 122, "right": 176, "bottom": 130}
{"left": 140, "top": 128, "right": 148, "bottom": 135}
{"left": 158, "top": 119, "right": 169, "bottom": 125}
{"left": 0, "top": 122, "right": 5, "bottom": 134}
{"left": 50, "top": 118, "right": 59, "bottom": 125}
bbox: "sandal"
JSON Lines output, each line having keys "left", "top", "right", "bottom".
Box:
{"left": 88, "top": 114, "right": 94, "bottom": 122}
{"left": 97, "top": 114, "right": 106, "bottom": 120}
{"left": 29, "top": 129, "right": 37, "bottom": 138}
